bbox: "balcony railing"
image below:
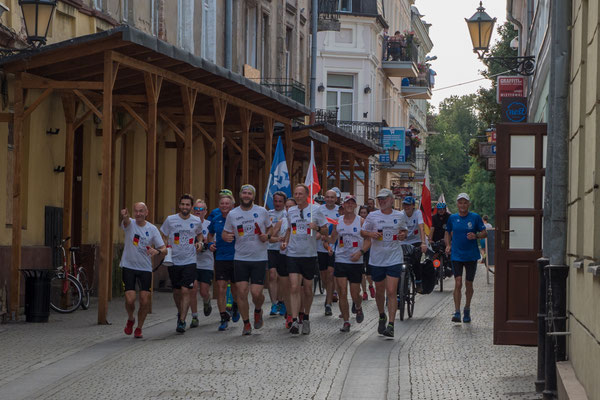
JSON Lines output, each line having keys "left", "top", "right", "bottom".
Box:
{"left": 415, "top": 152, "right": 427, "bottom": 173}
{"left": 318, "top": 0, "right": 340, "bottom": 17}
{"left": 315, "top": 108, "right": 383, "bottom": 147}
{"left": 260, "top": 78, "right": 306, "bottom": 105}
{"left": 383, "top": 39, "right": 418, "bottom": 63}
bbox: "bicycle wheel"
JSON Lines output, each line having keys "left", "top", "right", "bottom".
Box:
{"left": 407, "top": 272, "right": 416, "bottom": 318}
{"left": 50, "top": 273, "right": 83, "bottom": 313}
{"left": 439, "top": 264, "right": 444, "bottom": 292}
{"left": 78, "top": 268, "right": 91, "bottom": 310}
{"left": 398, "top": 268, "right": 407, "bottom": 321}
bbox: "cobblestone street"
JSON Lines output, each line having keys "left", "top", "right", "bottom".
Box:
{"left": 0, "top": 265, "right": 539, "bottom": 399}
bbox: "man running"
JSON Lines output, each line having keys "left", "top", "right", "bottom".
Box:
{"left": 361, "top": 189, "right": 408, "bottom": 338}
{"left": 267, "top": 191, "right": 288, "bottom": 316}
{"left": 399, "top": 196, "right": 427, "bottom": 293}
{"left": 160, "top": 194, "right": 203, "bottom": 333}
{"left": 329, "top": 195, "right": 365, "bottom": 332}
{"left": 189, "top": 199, "right": 214, "bottom": 328}
{"left": 318, "top": 189, "right": 340, "bottom": 316}
{"left": 445, "top": 193, "right": 487, "bottom": 323}
{"left": 281, "top": 184, "right": 328, "bottom": 335}
{"left": 120, "top": 203, "right": 166, "bottom": 338}
{"left": 223, "top": 184, "right": 272, "bottom": 335}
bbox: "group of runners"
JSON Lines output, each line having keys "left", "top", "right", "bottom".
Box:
{"left": 118, "top": 183, "right": 487, "bottom": 339}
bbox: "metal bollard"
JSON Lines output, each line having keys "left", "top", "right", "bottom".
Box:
{"left": 535, "top": 257, "right": 549, "bottom": 393}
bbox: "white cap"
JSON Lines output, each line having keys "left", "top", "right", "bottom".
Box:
{"left": 376, "top": 188, "right": 394, "bottom": 198}
{"left": 457, "top": 193, "right": 470, "bottom": 202}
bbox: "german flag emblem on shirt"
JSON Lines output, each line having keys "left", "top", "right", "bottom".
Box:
{"left": 133, "top": 234, "right": 140, "bottom": 246}
{"left": 174, "top": 233, "right": 180, "bottom": 245}
{"left": 377, "top": 230, "right": 383, "bottom": 241}
{"left": 352, "top": 241, "right": 359, "bottom": 247}
{"left": 189, "top": 238, "right": 194, "bottom": 244}
{"left": 291, "top": 223, "right": 297, "bottom": 234}
{"left": 339, "top": 236, "right": 344, "bottom": 247}
{"left": 237, "top": 225, "right": 245, "bottom": 236}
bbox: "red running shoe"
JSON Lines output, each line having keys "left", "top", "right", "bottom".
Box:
{"left": 369, "top": 285, "right": 376, "bottom": 299}
{"left": 362, "top": 292, "right": 368, "bottom": 301}
{"left": 285, "top": 315, "right": 293, "bottom": 329}
{"left": 124, "top": 319, "right": 135, "bottom": 335}
{"left": 134, "top": 327, "right": 143, "bottom": 338}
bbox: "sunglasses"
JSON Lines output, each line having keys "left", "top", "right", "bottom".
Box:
{"left": 193, "top": 207, "right": 206, "bottom": 211}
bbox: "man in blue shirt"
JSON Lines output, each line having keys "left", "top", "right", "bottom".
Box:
{"left": 444, "top": 193, "right": 487, "bottom": 323}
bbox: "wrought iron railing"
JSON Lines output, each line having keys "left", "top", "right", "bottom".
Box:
{"left": 383, "top": 39, "right": 419, "bottom": 63}
{"left": 260, "top": 78, "right": 306, "bottom": 105}
{"left": 405, "top": 70, "right": 432, "bottom": 89}
{"left": 315, "top": 108, "right": 383, "bottom": 147}
{"left": 318, "top": 0, "right": 340, "bottom": 18}
{"left": 415, "top": 152, "right": 427, "bottom": 172}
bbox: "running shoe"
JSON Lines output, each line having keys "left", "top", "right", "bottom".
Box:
{"left": 242, "top": 322, "right": 252, "bottom": 336}
{"left": 290, "top": 320, "right": 300, "bottom": 334}
{"left": 278, "top": 302, "right": 286, "bottom": 316}
{"left": 134, "top": 327, "right": 143, "bottom": 338}
{"left": 190, "top": 317, "right": 199, "bottom": 328}
{"left": 452, "top": 311, "right": 461, "bottom": 323}
{"left": 285, "top": 315, "right": 293, "bottom": 329}
{"left": 332, "top": 292, "right": 339, "bottom": 303}
{"left": 254, "top": 310, "right": 264, "bottom": 329}
{"left": 231, "top": 303, "right": 241, "bottom": 323}
{"left": 218, "top": 319, "right": 229, "bottom": 331}
{"left": 362, "top": 292, "right": 368, "bottom": 301}
{"left": 356, "top": 308, "right": 364, "bottom": 324}
{"left": 378, "top": 315, "right": 388, "bottom": 334}
{"left": 340, "top": 322, "right": 351, "bottom": 332}
{"left": 351, "top": 302, "right": 357, "bottom": 314}
{"left": 203, "top": 300, "right": 212, "bottom": 317}
{"left": 382, "top": 324, "right": 394, "bottom": 338}
{"left": 302, "top": 320, "right": 311, "bottom": 335}
{"left": 270, "top": 303, "right": 278, "bottom": 316}
{"left": 463, "top": 309, "right": 471, "bottom": 323}
{"left": 176, "top": 320, "right": 186, "bottom": 333}
{"left": 324, "top": 304, "right": 333, "bottom": 316}
{"left": 124, "top": 319, "right": 135, "bottom": 335}
{"left": 369, "top": 285, "right": 375, "bottom": 299}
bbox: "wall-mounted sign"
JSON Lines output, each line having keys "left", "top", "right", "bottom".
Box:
{"left": 487, "top": 157, "right": 496, "bottom": 171}
{"left": 479, "top": 143, "right": 496, "bottom": 157}
{"left": 501, "top": 97, "right": 528, "bottom": 123}
{"left": 497, "top": 76, "right": 525, "bottom": 103}
{"left": 379, "top": 127, "right": 406, "bottom": 163}
{"left": 392, "top": 186, "right": 413, "bottom": 198}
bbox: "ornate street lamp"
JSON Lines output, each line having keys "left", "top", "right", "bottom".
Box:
{"left": 388, "top": 145, "right": 400, "bottom": 167}
{"left": 19, "top": 0, "right": 57, "bottom": 46}
{"left": 465, "top": 1, "right": 535, "bottom": 76}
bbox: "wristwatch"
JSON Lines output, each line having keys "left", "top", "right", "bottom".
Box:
{"left": 267, "top": 234, "right": 272, "bottom": 240}
{"left": 360, "top": 249, "right": 366, "bottom": 255}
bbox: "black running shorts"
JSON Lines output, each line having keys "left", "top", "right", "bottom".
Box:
{"left": 168, "top": 264, "right": 196, "bottom": 289}
{"left": 122, "top": 267, "right": 152, "bottom": 292}
{"left": 233, "top": 260, "right": 267, "bottom": 285}
{"left": 214, "top": 260, "right": 235, "bottom": 282}
{"left": 287, "top": 256, "right": 317, "bottom": 280}
{"left": 334, "top": 262, "right": 363, "bottom": 284}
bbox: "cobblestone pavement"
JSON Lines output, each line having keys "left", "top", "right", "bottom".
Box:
{"left": 0, "top": 265, "right": 540, "bottom": 399}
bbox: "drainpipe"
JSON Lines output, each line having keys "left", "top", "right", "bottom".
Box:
{"left": 310, "top": 0, "right": 318, "bottom": 122}
{"left": 225, "top": 0, "right": 233, "bottom": 70}
{"left": 543, "top": 0, "right": 571, "bottom": 398}
{"left": 506, "top": 0, "right": 523, "bottom": 55}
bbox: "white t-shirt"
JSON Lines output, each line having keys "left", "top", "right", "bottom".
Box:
{"left": 318, "top": 204, "right": 340, "bottom": 253}
{"left": 268, "top": 209, "right": 287, "bottom": 251}
{"left": 285, "top": 204, "right": 327, "bottom": 258}
{"left": 120, "top": 219, "right": 164, "bottom": 272}
{"left": 279, "top": 218, "right": 289, "bottom": 255}
{"left": 160, "top": 214, "right": 203, "bottom": 266}
{"left": 196, "top": 219, "right": 214, "bottom": 270}
{"left": 334, "top": 215, "right": 363, "bottom": 264}
{"left": 400, "top": 209, "right": 424, "bottom": 245}
{"left": 362, "top": 210, "right": 408, "bottom": 267}
{"left": 484, "top": 222, "right": 493, "bottom": 230}
{"left": 224, "top": 204, "right": 272, "bottom": 262}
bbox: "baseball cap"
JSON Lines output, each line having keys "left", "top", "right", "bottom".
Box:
{"left": 330, "top": 187, "right": 342, "bottom": 198}
{"left": 343, "top": 195, "right": 357, "bottom": 203}
{"left": 457, "top": 193, "right": 470, "bottom": 202}
{"left": 219, "top": 189, "right": 233, "bottom": 197}
{"left": 376, "top": 188, "right": 393, "bottom": 198}
{"left": 402, "top": 196, "right": 415, "bottom": 205}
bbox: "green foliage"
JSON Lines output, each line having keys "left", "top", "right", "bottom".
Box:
{"left": 461, "top": 158, "right": 496, "bottom": 224}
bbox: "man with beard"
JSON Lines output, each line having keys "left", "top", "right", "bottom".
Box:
{"left": 317, "top": 189, "right": 340, "bottom": 316}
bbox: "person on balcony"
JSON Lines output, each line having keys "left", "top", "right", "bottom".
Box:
{"left": 387, "top": 31, "right": 404, "bottom": 61}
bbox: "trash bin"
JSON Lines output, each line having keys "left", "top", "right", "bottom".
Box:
{"left": 21, "top": 269, "right": 54, "bottom": 323}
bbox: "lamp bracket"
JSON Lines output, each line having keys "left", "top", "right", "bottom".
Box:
{"left": 482, "top": 55, "right": 536, "bottom": 76}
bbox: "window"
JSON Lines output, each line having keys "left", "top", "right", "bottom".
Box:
{"left": 177, "top": 0, "right": 183, "bottom": 46}
{"left": 246, "top": 6, "right": 258, "bottom": 67}
{"left": 326, "top": 74, "right": 354, "bottom": 121}
{"left": 122, "top": 0, "right": 129, "bottom": 22}
{"left": 94, "top": 0, "right": 104, "bottom": 11}
{"left": 285, "top": 27, "right": 293, "bottom": 80}
{"left": 260, "top": 13, "right": 269, "bottom": 75}
{"left": 151, "top": 0, "right": 159, "bottom": 36}
{"left": 338, "top": 0, "right": 351, "bottom": 12}
{"left": 201, "top": 0, "right": 216, "bottom": 62}
{"left": 299, "top": 35, "right": 304, "bottom": 83}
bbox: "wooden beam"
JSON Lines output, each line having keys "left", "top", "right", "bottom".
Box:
{"left": 181, "top": 86, "right": 197, "bottom": 194}
{"left": 21, "top": 72, "right": 103, "bottom": 90}
{"left": 238, "top": 108, "right": 252, "bottom": 184}
{"left": 110, "top": 51, "right": 294, "bottom": 125}
{"left": 285, "top": 124, "right": 293, "bottom": 174}
{"left": 73, "top": 89, "right": 103, "bottom": 120}
{"left": 292, "top": 129, "right": 311, "bottom": 141}
{"left": 74, "top": 107, "right": 94, "bottom": 130}
{"left": 249, "top": 140, "right": 265, "bottom": 160}
{"left": 145, "top": 72, "right": 162, "bottom": 223}
{"left": 0, "top": 112, "right": 12, "bottom": 122}
{"left": 61, "top": 94, "right": 77, "bottom": 281}
{"left": 120, "top": 101, "right": 148, "bottom": 131}
{"left": 193, "top": 122, "right": 215, "bottom": 148}
{"left": 349, "top": 153, "right": 355, "bottom": 194}
{"left": 263, "top": 117, "right": 274, "bottom": 202}
{"left": 321, "top": 142, "right": 329, "bottom": 193}
{"left": 225, "top": 136, "right": 242, "bottom": 154}
{"left": 115, "top": 118, "right": 136, "bottom": 139}
{"left": 327, "top": 140, "right": 369, "bottom": 160}
{"left": 335, "top": 149, "right": 342, "bottom": 189}
{"left": 23, "top": 88, "right": 54, "bottom": 119}
{"left": 292, "top": 142, "right": 310, "bottom": 153}
{"left": 98, "top": 51, "right": 115, "bottom": 325}
{"left": 114, "top": 94, "right": 147, "bottom": 103}
{"left": 364, "top": 158, "right": 370, "bottom": 202}
{"left": 159, "top": 113, "right": 185, "bottom": 141}
{"left": 213, "top": 98, "right": 227, "bottom": 191}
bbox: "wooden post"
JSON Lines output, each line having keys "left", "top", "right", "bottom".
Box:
{"left": 181, "top": 87, "right": 197, "bottom": 193}
{"left": 213, "top": 98, "right": 227, "bottom": 192}
{"left": 349, "top": 153, "right": 355, "bottom": 194}
{"left": 98, "top": 52, "right": 115, "bottom": 324}
{"left": 9, "top": 73, "right": 24, "bottom": 320}
{"left": 61, "top": 94, "right": 77, "bottom": 279}
{"left": 284, "top": 124, "right": 293, "bottom": 175}
{"left": 239, "top": 108, "right": 252, "bottom": 185}
{"left": 144, "top": 73, "right": 162, "bottom": 222}
{"left": 364, "top": 158, "right": 370, "bottom": 202}
{"left": 263, "top": 116, "right": 274, "bottom": 203}
{"left": 321, "top": 142, "right": 329, "bottom": 193}
{"left": 335, "top": 149, "right": 342, "bottom": 189}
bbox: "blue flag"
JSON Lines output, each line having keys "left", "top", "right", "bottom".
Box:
{"left": 264, "top": 137, "right": 291, "bottom": 209}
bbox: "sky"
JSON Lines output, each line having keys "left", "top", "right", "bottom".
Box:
{"left": 414, "top": 1, "right": 508, "bottom": 109}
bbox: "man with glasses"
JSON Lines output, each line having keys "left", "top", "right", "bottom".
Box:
{"left": 160, "top": 194, "right": 204, "bottom": 333}
{"left": 189, "top": 199, "right": 214, "bottom": 328}
{"left": 361, "top": 189, "right": 408, "bottom": 338}
{"left": 222, "top": 185, "right": 272, "bottom": 335}
{"left": 281, "top": 184, "right": 328, "bottom": 335}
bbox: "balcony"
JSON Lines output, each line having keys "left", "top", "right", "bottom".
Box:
{"left": 260, "top": 78, "right": 306, "bottom": 105}
{"left": 401, "top": 72, "right": 432, "bottom": 100}
{"left": 318, "top": 0, "right": 341, "bottom": 31}
{"left": 315, "top": 108, "right": 384, "bottom": 147}
{"left": 381, "top": 39, "right": 418, "bottom": 78}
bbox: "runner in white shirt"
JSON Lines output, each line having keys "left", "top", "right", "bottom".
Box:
{"left": 328, "top": 195, "right": 365, "bottom": 332}
{"left": 160, "top": 194, "right": 203, "bottom": 334}
{"left": 317, "top": 190, "right": 340, "bottom": 317}
{"left": 267, "top": 192, "right": 288, "bottom": 317}
{"left": 281, "top": 184, "right": 328, "bottom": 335}
{"left": 361, "top": 189, "right": 408, "bottom": 338}
{"left": 119, "top": 203, "right": 166, "bottom": 339}
{"left": 189, "top": 199, "right": 215, "bottom": 328}
{"left": 399, "top": 196, "right": 428, "bottom": 293}
{"left": 223, "top": 184, "right": 272, "bottom": 335}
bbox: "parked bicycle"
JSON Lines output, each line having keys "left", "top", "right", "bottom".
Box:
{"left": 397, "top": 244, "right": 418, "bottom": 321}
{"left": 50, "top": 237, "right": 92, "bottom": 313}
{"left": 431, "top": 239, "right": 452, "bottom": 292}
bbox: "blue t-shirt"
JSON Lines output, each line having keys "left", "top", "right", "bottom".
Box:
{"left": 446, "top": 212, "right": 486, "bottom": 262}
{"left": 208, "top": 209, "right": 235, "bottom": 261}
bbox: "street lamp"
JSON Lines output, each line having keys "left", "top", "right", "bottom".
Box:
{"left": 465, "top": 1, "right": 535, "bottom": 76}
{"left": 388, "top": 145, "right": 400, "bottom": 166}
{"left": 0, "top": 0, "right": 56, "bottom": 55}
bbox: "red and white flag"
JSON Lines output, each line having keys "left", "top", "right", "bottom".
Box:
{"left": 420, "top": 175, "right": 432, "bottom": 236}
{"left": 304, "top": 141, "right": 321, "bottom": 202}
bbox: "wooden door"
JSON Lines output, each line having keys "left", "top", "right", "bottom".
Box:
{"left": 494, "top": 123, "right": 546, "bottom": 346}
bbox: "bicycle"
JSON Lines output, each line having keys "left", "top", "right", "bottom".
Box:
{"left": 431, "top": 240, "right": 451, "bottom": 292}
{"left": 50, "top": 237, "right": 91, "bottom": 313}
{"left": 397, "top": 245, "right": 418, "bottom": 321}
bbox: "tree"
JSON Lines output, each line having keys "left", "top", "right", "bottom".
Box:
{"left": 461, "top": 158, "right": 495, "bottom": 224}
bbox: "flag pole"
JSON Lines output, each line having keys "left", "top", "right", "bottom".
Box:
{"left": 263, "top": 174, "right": 272, "bottom": 207}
